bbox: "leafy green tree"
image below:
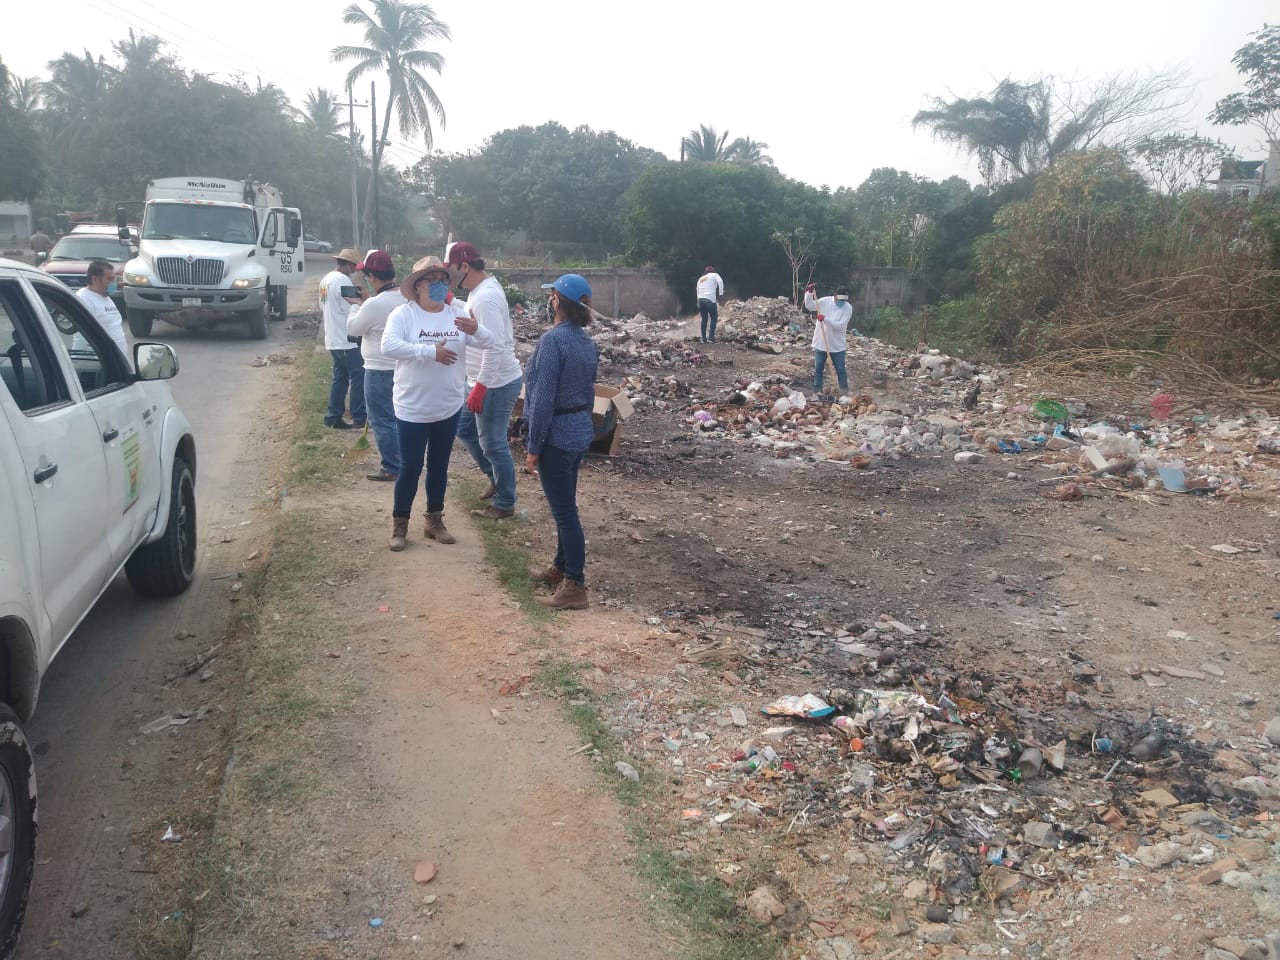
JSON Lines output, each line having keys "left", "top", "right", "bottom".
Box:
{"left": 915, "top": 73, "right": 1184, "bottom": 185}
{"left": 418, "top": 121, "right": 665, "bottom": 254}
{"left": 1210, "top": 23, "right": 1280, "bottom": 140}
{"left": 113, "top": 30, "right": 168, "bottom": 73}
{"left": 332, "top": 0, "right": 450, "bottom": 244}
{"left": 977, "top": 149, "right": 1149, "bottom": 352}
{"left": 0, "top": 57, "right": 44, "bottom": 200}
{"left": 623, "top": 162, "right": 853, "bottom": 307}
{"left": 1131, "top": 133, "right": 1236, "bottom": 194}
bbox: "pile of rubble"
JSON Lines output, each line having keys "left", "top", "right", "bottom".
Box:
{"left": 599, "top": 613, "right": 1280, "bottom": 952}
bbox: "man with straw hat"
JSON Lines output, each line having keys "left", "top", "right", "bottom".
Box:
{"left": 319, "top": 247, "right": 367, "bottom": 429}
{"left": 381, "top": 256, "right": 497, "bottom": 551}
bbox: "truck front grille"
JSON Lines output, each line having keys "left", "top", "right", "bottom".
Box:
{"left": 155, "top": 257, "right": 226, "bottom": 286}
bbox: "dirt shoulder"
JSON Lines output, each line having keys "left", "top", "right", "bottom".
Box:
{"left": 183, "top": 351, "right": 684, "bottom": 960}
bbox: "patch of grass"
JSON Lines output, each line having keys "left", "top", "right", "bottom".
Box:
{"left": 456, "top": 475, "right": 556, "bottom": 622}
{"left": 246, "top": 761, "right": 304, "bottom": 809}
{"left": 289, "top": 347, "right": 353, "bottom": 488}
{"left": 535, "top": 656, "right": 777, "bottom": 959}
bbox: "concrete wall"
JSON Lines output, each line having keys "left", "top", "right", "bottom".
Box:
{"left": 853, "top": 267, "right": 929, "bottom": 316}
{"left": 496, "top": 267, "right": 678, "bottom": 318}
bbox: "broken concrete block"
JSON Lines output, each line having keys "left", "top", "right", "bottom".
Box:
{"left": 1022, "top": 821, "right": 1058, "bottom": 848}
{"left": 954, "top": 451, "right": 984, "bottom": 464}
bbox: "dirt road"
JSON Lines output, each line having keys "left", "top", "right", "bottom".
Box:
{"left": 17, "top": 278, "right": 311, "bottom": 958}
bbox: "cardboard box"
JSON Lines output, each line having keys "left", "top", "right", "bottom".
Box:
{"left": 511, "top": 384, "right": 634, "bottom": 457}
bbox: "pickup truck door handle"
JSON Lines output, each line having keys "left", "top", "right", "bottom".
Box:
{"left": 102, "top": 428, "right": 119, "bottom": 443}
{"left": 33, "top": 463, "right": 58, "bottom": 483}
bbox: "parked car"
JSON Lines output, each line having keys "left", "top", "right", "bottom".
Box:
{"left": 303, "top": 233, "right": 331, "bottom": 253}
{"left": 37, "top": 226, "right": 135, "bottom": 316}
{"left": 0, "top": 257, "right": 196, "bottom": 956}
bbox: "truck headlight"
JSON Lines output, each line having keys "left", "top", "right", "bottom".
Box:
{"left": 231, "top": 277, "right": 265, "bottom": 289}
{"left": 124, "top": 272, "right": 151, "bottom": 286}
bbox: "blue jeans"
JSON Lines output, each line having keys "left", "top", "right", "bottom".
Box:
{"left": 393, "top": 410, "right": 461, "bottom": 516}
{"left": 698, "top": 299, "right": 718, "bottom": 341}
{"left": 364, "top": 369, "right": 399, "bottom": 475}
{"left": 327, "top": 348, "right": 366, "bottom": 425}
{"left": 456, "top": 376, "right": 522, "bottom": 510}
{"left": 538, "top": 443, "right": 586, "bottom": 584}
{"left": 813, "top": 350, "right": 848, "bottom": 393}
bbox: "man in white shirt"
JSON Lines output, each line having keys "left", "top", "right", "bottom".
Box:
{"left": 803, "top": 283, "right": 853, "bottom": 397}
{"left": 319, "top": 248, "right": 366, "bottom": 429}
{"left": 445, "top": 241, "right": 524, "bottom": 520}
{"left": 696, "top": 265, "right": 725, "bottom": 343}
{"left": 347, "top": 250, "right": 405, "bottom": 481}
{"left": 76, "top": 259, "right": 130, "bottom": 364}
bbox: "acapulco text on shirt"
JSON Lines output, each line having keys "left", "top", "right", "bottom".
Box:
{"left": 418, "top": 328, "right": 461, "bottom": 342}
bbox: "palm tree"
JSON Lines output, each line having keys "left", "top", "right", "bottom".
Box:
{"left": 299, "top": 87, "right": 347, "bottom": 140}
{"left": 43, "top": 49, "right": 117, "bottom": 145}
{"left": 681, "top": 124, "right": 733, "bottom": 162}
{"left": 728, "top": 136, "right": 771, "bottom": 166}
{"left": 6, "top": 73, "right": 42, "bottom": 115}
{"left": 113, "top": 29, "right": 167, "bottom": 73}
{"left": 332, "top": 0, "right": 449, "bottom": 245}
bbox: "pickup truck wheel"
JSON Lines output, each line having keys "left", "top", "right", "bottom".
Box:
{"left": 127, "top": 310, "right": 154, "bottom": 338}
{"left": 125, "top": 456, "right": 197, "bottom": 597}
{"left": 244, "top": 306, "right": 267, "bottom": 340}
{"left": 0, "top": 704, "right": 36, "bottom": 960}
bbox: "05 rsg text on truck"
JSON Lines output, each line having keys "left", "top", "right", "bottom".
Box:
{"left": 0, "top": 258, "right": 197, "bottom": 958}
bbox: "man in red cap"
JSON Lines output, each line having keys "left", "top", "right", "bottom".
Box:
{"left": 445, "top": 242, "right": 524, "bottom": 520}
{"left": 347, "top": 250, "right": 406, "bottom": 481}
{"left": 696, "top": 265, "right": 724, "bottom": 343}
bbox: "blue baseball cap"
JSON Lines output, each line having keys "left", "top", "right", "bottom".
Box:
{"left": 541, "top": 273, "right": 591, "bottom": 305}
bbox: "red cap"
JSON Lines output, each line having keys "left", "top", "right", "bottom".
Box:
{"left": 358, "top": 250, "right": 393, "bottom": 273}
{"left": 445, "top": 241, "right": 480, "bottom": 265}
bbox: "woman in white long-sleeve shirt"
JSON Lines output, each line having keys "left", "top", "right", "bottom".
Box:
{"left": 381, "top": 256, "right": 495, "bottom": 551}
{"left": 803, "top": 282, "right": 853, "bottom": 396}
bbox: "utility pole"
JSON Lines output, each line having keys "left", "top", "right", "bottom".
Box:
{"left": 345, "top": 85, "right": 368, "bottom": 249}
{"left": 370, "top": 81, "right": 380, "bottom": 251}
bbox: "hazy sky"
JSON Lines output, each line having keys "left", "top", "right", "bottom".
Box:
{"left": 7, "top": 0, "right": 1276, "bottom": 189}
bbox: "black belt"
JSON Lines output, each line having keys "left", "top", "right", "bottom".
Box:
{"left": 554, "top": 404, "right": 591, "bottom": 416}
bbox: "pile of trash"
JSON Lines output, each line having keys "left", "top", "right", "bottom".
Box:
{"left": 603, "top": 614, "right": 1280, "bottom": 923}
{"left": 716, "top": 297, "right": 813, "bottom": 352}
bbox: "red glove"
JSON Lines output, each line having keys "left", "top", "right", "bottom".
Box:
{"left": 466, "top": 382, "right": 487, "bottom": 413}
{"left": 816, "top": 313, "right": 825, "bottom": 322}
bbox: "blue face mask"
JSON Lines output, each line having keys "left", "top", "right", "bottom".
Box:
{"left": 427, "top": 280, "right": 450, "bottom": 302}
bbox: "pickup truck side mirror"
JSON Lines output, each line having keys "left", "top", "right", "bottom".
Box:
{"left": 34, "top": 251, "right": 48, "bottom": 265}
{"left": 116, "top": 206, "right": 130, "bottom": 242}
{"left": 134, "top": 342, "right": 179, "bottom": 380}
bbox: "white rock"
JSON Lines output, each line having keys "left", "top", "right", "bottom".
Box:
{"left": 1135, "top": 842, "right": 1188, "bottom": 869}
{"left": 954, "top": 451, "right": 985, "bottom": 464}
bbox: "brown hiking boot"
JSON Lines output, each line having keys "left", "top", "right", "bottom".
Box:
{"left": 390, "top": 516, "right": 409, "bottom": 552}
{"left": 424, "top": 511, "right": 457, "bottom": 544}
{"left": 531, "top": 565, "right": 565, "bottom": 586}
{"left": 479, "top": 480, "right": 496, "bottom": 500}
{"left": 536, "top": 579, "right": 588, "bottom": 610}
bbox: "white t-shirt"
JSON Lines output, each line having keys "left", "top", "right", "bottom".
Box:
{"left": 696, "top": 272, "right": 724, "bottom": 302}
{"left": 381, "top": 300, "right": 496, "bottom": 423}
{"left": 76, "top": 288, "right": 129, "bottom": 363}
{"left": 319, "top": 269, "right": 356, "bottom": 350}
{"left": 346, "top": 286, "right": 405, "bottom": 372}
{"left": 804, "top": 292, "right": 853, "bottom": 354}
{"left": 464, "top": 276, "right": 522, "bottom": 390}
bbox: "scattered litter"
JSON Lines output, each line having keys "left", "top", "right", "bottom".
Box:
{"left": 161, "top": 825, "right": 182, "bottom": 843}
{"left": 761, "top": 694, "right": 835, "bottom": 719}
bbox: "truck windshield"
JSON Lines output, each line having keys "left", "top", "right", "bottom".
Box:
{"left": 48, "top": 237, "right": 130, "bottom": 261}
{"left": 143, "top": 204, "right": 257, "bottom": 244}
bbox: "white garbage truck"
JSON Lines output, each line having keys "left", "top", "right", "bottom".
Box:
{"left": 117, "top": 177, "right": 304, "bottom": 340}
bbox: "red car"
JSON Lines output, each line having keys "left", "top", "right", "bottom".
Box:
{"left": 37, "top": 224, "right": 135, "bottom": 315}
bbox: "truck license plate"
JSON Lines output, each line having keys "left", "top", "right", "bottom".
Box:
{"left": 182, "top": 297, "right": 201, "bottom": 307}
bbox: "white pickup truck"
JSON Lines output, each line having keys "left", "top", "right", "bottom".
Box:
{"left": 0, "top": 258, "right": 197, "bottom": 956}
